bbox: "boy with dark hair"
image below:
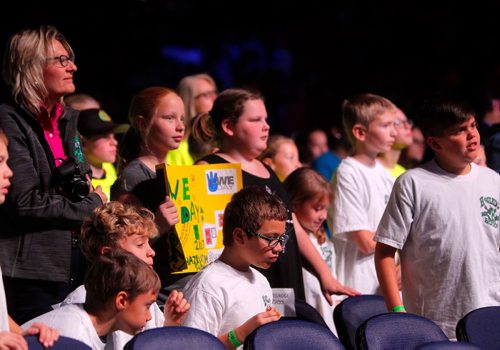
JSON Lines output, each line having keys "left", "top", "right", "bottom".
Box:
{"left": 30, "top": 201, "right": 189, "bottom": 349}
{"left": 23, "top": 250, "right": 161, "bottom": 349}
{"left": 328, "top": 93, "right": 397, "bottom": 294}
{"left": 183, "top": 186, "right": 285, "bottom": 348}
{"left": 374, "top": 97, "right": 500, "bottom": 337}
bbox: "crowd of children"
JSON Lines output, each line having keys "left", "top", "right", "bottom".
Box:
{"left": 0, "top": 24, "right": 498, "bottom": 349}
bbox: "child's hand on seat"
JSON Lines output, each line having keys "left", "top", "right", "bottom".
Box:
{"left": 234, "top": 307, "right": 281, "bottom": 343}
{"left": 163, "top": 290, "right": 190, "bottom": 326}
{"left": 265, "top": 306, "right": 281, "bottom": 318}
{"left": 320, "top": 273, "right": 361, "bottom": 305}
{"left": 22, "top": 322, "right": 59, "bottom": 348}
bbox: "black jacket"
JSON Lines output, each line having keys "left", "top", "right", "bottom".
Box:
{"left": 0, "top": 102, "right": 102, "bottom": 282}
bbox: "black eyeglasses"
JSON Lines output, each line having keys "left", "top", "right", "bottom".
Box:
{"left": 246, "top": 230, "right": 289, "bottom": 252}
{"left": 50, "top": 55, "right": 75, "bottom": 67}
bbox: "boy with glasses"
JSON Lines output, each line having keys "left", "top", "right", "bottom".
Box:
{"left": 183, "top": 186, "right": 285, "bottom": 348}
{"left": 378, "top": 108, "right": 415, "bottom": 178}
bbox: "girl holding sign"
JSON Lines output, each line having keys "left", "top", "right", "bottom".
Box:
{"left": 112, "top": 86, "right": 187, "bottom": 287}
{"left": 193, "top": 88, "right": 359, "bottom": 304}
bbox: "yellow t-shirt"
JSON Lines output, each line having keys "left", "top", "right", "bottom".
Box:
{"left": 91, "top": 162, "right": 117, "bottom": 201}
{"left": 166, "top": 139, "right": 194, "bottom": 166}
{"left": 388, "top": 163, "right": 407, "bottom": 179}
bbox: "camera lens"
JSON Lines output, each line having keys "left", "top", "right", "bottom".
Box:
{"left": 72, "top": 178, "right": 90, "bottom": 199}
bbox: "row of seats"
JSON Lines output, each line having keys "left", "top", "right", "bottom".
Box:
{"left": 334, "top": 295, "right": 499, "bottom": 350}
{"left": 25, "top": 297, "right": 500, "bottom": 349}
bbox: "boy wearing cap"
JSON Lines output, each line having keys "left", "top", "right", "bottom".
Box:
{"left": 78, "top": 109, "right": 122, "bottom": 199}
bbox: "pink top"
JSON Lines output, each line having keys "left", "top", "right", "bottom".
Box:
{"left": 37, "top": 103, "right": 67, "bottom": 167}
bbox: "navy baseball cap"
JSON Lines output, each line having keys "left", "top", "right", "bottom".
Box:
{"left": 78, "top": 109, "right": 129, "bottom": 138}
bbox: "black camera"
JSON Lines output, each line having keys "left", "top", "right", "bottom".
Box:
{"left": 53, "top": 159, "right": 90, "bottom": 201}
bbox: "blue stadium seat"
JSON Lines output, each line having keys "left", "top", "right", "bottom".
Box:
{"left": 25, "top": 335, "right": 91, "bottom": 350}
{"left": 415, "top": 340, "right": 482, "bottom": 349}
{"left": 124, "top": 326, "right": 225, "bottom": 349}
{"left": 355, "top": 312, "right": 448, "bottom": 349}
{"left": 282, "top": 298, "right": 329, "bottom": 328}
{"left": 244, "top": 319, "right": 344, "bottom": 349}
{"left": 456, "top": 305, "right": 500, "bottom": 350}
{"left": 333, "top": 294, "right": 388, "bottom": 349}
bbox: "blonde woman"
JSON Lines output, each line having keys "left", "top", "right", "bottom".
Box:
{"left": 0, "top": 25, "right": 105, "bottom": 324}
{"left": 167, "top": 73, "right": 218, "bottom": 164}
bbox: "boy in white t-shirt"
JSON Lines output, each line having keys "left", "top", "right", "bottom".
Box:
{"left": 183, "top": 186, "right": 284, "bottom": 348}
{"left": 328, "top": 93, "right": 397, "bottom": 294}
{"left": 23, "top": 250, "right": 161, "bottom": 349}
{"left": 374, "top": 97, "right": 500, "bottom": 337}
{"left": 47, "top": 201, "right": 189, "bottom": 349}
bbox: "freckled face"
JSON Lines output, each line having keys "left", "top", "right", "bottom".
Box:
{"left": 146, "top": 94, "right": 185, "bottom": 154}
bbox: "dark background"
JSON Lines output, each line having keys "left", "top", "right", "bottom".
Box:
{"left": 2, "top": 0, "right": 500, "bottom": 136}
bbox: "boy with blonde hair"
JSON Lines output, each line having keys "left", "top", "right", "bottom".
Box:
{"left": 375, "top": 97, "right": 500, "bottom": 337}
{"left": 43, "top": 202, "right": 189, "bottom": 349}
{"left": 183, "top": 187, "right": 284, "bottom": 348}
{"left": 328, "top": 93, "right": 397, "bottom": 294}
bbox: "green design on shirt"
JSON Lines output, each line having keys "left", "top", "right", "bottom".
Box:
{"left": 74, "top": 136, "right": 84, "bottom": 163}
{"left": 480, "top": 196, "right": 499, "bottom": 228}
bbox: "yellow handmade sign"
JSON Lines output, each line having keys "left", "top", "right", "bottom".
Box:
{"left": 156, "top": 163, "right": 243, "bottom": 273}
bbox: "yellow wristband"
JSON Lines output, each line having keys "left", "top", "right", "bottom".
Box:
{"left": 391, "top": 305, "right": 406, "bottom": 312}
{"left": 228, "top": 329, "right": 242, "bottom": 347}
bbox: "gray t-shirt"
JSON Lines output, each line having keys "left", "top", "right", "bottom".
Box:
{"left": 111, "top": 159, "right": 161, "bottom": 211}
{"left": 375, "top": 160, "right": 500, "bottom": 337}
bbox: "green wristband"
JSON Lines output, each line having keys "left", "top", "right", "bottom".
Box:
{"left": 228, "top": 329, "right": 242, "bottom": 347}
{"left": 391, "top": 305, "right": 406, "bottom": 312}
